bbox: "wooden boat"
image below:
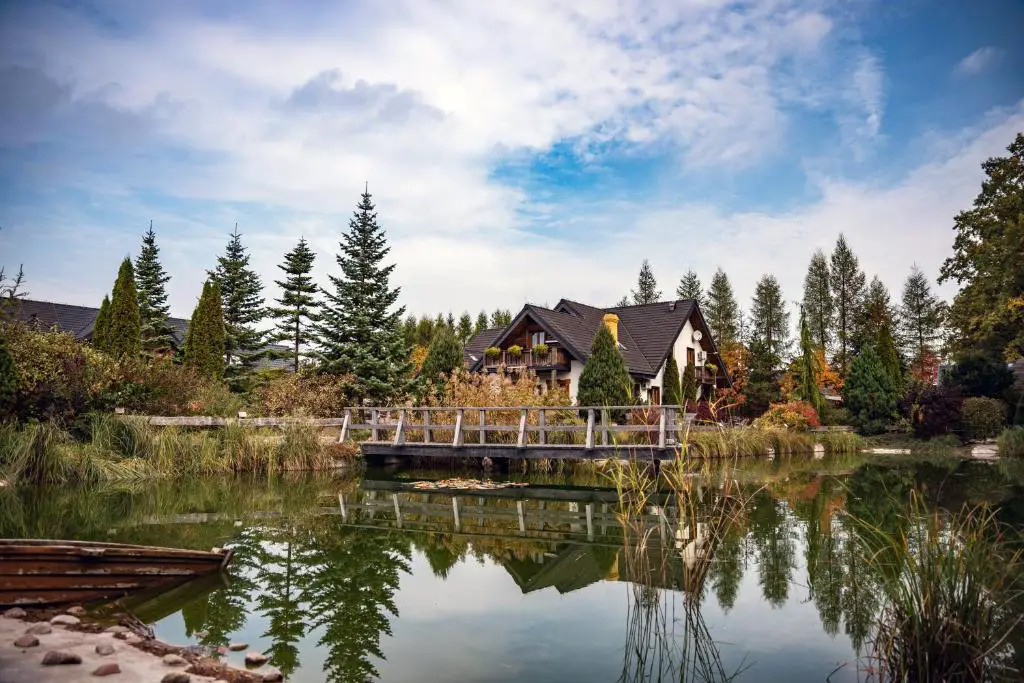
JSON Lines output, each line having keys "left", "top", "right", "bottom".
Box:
{"left": 0, "top": 539, "right": 233, "bottom": 607}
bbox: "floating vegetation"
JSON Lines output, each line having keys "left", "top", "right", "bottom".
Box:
{"left": 407, "top": 478, "right": 529, "bottom": 491}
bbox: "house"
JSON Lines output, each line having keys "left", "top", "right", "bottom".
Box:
{"left": 5, "top": 298, "right": 292, "bottom": 370}
{"left": 465, "top": 298, "right": 730, "bottom": 404}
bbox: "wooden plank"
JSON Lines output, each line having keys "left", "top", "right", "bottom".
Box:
{"left": 453, "top": 409, "right": 464, "bottom": 448}
{"left": 601, "top": 409, "right": 609, "bottom": 446}
{"left": 452, "top": 497, "right": 461, "bottom": 531}
{"left": 393, "top": 410, "right": 406, "bottom": 447}
{"left": 423, "top": 410, "right": 432, "bottom": 444}
{"left": 392, "top": 493, "right": 403, "bottom": 529}
{"left": 538, "top": 408, "right": 546, "bottom": 445}
{"left": 479, "top": 409, "right": 486, "bottom": 445}
{"left": 585, "top": 409, "right": 595, "bottom": 450}
{"left": 338, "top": 410, "right": 350, "bottom": 443}
{"left": 371, "top": 409, "right": 379, "bottom": 442}
{"left": 517, "top": 409, "right": 527, "bottom": 448}
{"left": 360, "top": 443, "right": 676, "bottom": 460}
{"left": 658, "top": 407, "right": 666, "bottom": 450}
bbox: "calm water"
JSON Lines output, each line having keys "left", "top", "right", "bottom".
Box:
{"left": 3, "top": 454, "right": 1024, "bottom": 682}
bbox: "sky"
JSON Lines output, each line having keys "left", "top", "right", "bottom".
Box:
{"left": 1, "top": 0, "right": 1022, "bottom": 321}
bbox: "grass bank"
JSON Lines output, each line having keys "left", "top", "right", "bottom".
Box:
{"left": 0, "top": 415, "right": 357, "bottom": 485}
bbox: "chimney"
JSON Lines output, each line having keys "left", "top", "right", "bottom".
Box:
{"left": 668, "top": 301, "right": 676, "bottom": 311}
{"left": 603, "top": 313, "right": 619, "bottom": 345}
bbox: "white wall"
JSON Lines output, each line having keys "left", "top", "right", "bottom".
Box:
{"left": 567, "top": 360, "right": 584, "bottom": 403}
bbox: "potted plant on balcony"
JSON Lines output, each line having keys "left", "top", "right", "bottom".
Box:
{"left": 533, "top": 342, "right": 549, "bottom": 360}
{"left": 704, "top": 362, "right": 718, "bottom": 376}
{"left": 485, "top": 346, "right": 501, "bottom": 362}
{"left": 508, "top": 345, "right": 523, "bottom": 360}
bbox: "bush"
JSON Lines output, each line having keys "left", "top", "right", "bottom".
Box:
{"left": 485, "top": 346, "right": 501, "bottom": 360}
{"left": 254, "top": 372, "right": 352, "bottom": 417}
{"left": 753, "top": 401, "right": 820, "bottom": 431}
{"left": 507, "top": 345, "right": 523, "bottom": 358}
{"left": 899, "top": 382, "right": 963, "bottom": 440}
{"left": 946, "top": 351, "right": 1014, "bottom": 399}
{"left": 845, "top": 346, "right": 898, "bottom": 435}
{"left": 103, "top": 357, "right": 243, "bottom": 417}
{"left": 821, "top": 405, "right": 852, "bottom": 426}
{"left": 997, "top": 426, "right": 1024, "bottom": 458}
{"left": 961, "top": 397, "right": 1006, "bottom": 441}
{"left": 533, "top": 343, "right": 549, "bottom": 356}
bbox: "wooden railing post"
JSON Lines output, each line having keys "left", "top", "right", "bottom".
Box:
{"left": 392, "top": 409, "right": 406, "bottom": 447}
{"left": 658, "top": 406, "right": 666, "bottom": 450}
{"left": 517, "top": 408, "right": 527, "bottom": 448}
{"left": 585, "top": 409, "right": 595, "bottom": 449}
{"left": 453, "top": 409, "right": 464, "bottom": 448}
{"left": 338, "top": 409, "right": 351, "bottom": 443}
{"left": 601, "top": 408, "right": 609, "bottom": 446}
{"left": 479, "top": 409, "right": 486, "bottom": 445}
{"left": 370, "top": 408, "right": 379, "bottom": 442}
{"left": 538, "top": 408, "right": 546, "bottom": 445}
{"left": 423, "top": 409, "right": 432, "bottom": 444}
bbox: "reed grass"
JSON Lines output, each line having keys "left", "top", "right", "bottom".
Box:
{"left": 997, "top": 426, "right": 1024, "bottom": 458}
{"left": 857, "top": 492, "right": 1024, "bottom": 681}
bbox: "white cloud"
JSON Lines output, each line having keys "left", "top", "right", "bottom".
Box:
{"left": 954, "top": 46, "right": 1001, "bottom": 76}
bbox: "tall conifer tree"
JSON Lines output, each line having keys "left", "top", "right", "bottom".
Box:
{"left": 676, "top": 270, "right": 706, "bottom": 307}
{"left": 749, "top": 274, "right": 790, "bottom": 372}
{"left": 314, "top": 187, "right": 410, "bottom": 403}
{"left": 856, "top": 276, "right": 897, "bottom": 353}
{"left": 802, "top": 250, "right": 832, "bottom": 350}
{"left": 93, "top": 295, "right": 111, "bottom": 352}
{"left": 474, "top": 311, "right": 489, "bottom": 333}
{"left": 829, "top": 234, "right": 866, "bottom": 376}
{"left": 631, "top": 259, "right": 661, "bottom": 305}
{"left": 705, "top": 268, "right": 740, "bottom": 346}
{"left": 577, "top": 325, "right": 631, "bottom": 409}
{"left": 456, "top": 313, "right": 474, "bottom": 344}
{"left": 663, "top": 354, "right": 682, "bottom": 406}
{"left": 135, "top": 222, "right": 175, "bottom": 352}
{"left": 795, "top": 309, "right": 826, "bottom": 418}
{"left": 107, "top": 257, "right": 142, "bottom": 358}
{"left": 185, "top": 280, "right": 226, "bottom": 379}
{"left": 900, "top": 265, "right": 946, "bottom": 373}
{"left": 269, "top": 237, "right": 319, "bottom": 373}
{"left": 211, "top": 226, "right": 265, "bottom": 374}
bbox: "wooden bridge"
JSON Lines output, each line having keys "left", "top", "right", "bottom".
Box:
{"left": 147, "top": 405, "right": 698, "bottom": 461}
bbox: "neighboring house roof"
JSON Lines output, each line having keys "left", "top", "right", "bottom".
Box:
{"left": 7, "top": 298, "right": 292, "bottom": 371}
{"left": 463, "top": 327, "right": 503, "bottom": 368}
{"left": 471, "top": 297, "right": 730, "bottom": 386}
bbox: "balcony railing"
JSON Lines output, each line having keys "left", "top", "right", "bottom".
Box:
{"left": 484, "top": 347, "right": 570, "bottom": 369}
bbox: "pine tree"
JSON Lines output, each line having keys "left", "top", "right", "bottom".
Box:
{"left": 900, "top": 265, "right": 945, "bottom": 372}
{"left": 875, "top": 322, "right": 903, "bottom": 393}
{"left": 856, "top": 276, "right": 897, "bottom": 353}
{"left": 631, "top": 259, "right": 661, "bottom": 305}
{"left": 490, "top": 309, "right": 512, "bottom": 327}
{"left": 402, "top": 315, "right": 418, "bottom": 350}
{"left": 802, "top": 250, "right": 832, "bottom": 350}
{"left": 268, "top": 237, "right": 319, "bottom": 373}
{"left": 135, "top": 222, "right": 175, "bottom": 353}
{"left": 445, "top": 311, "right": 456, "bottom": 329}
{"left": 745, "top": 337, "right": 781, "bottom": 416}
{"left": 706, "top": 268, "right": 740, "bottom": 346}
{"left": 456, "top": 312, "right": 473, "bottom": 343}
{"left": 0, "top": 337, "right": 17, "bottom": 418}
{"left": 434, "top": 313, "right": 446, "bottom": 331}
{"left": 420, "top": 326, "right": 463, "bottom": 385}
{"left": 211, "top": 226, "right": 265, "bottom": 374}
{"left": 829, "top": 234, "right": 866, "bottom": 376}
{"left": 475, "top": 310, "right": 489, "bottom": 332}
{"left": 185, "top": 280, "right": 226, "bottom": 379}
{"left": 795, "top": 309, "right": 826, "bottom": 418}
{"left": 615, "top": 296, "right": 630, "bottom": 308}
{"left": 577, "top": 324, "right": 631, "bottom": 409}
{"left": 749, "top": 274, "right": 791, "bottom": 372}
{"left": 676, "top": 270, "right": 706, "bottom": 307}
{"left": 663, "top": 353, "right": 682, "bottom": 406}
{"left": 93, "top": 294, "right": 111, "bottom": 352}
{"left": 106, "top": 257, "right": 142, "bottom": 358}
{"left": 415, "top": 318, "right": 435, "bottom": 347}
{"left": 844, "top": 345, "right": 897, "bottom": 435}
{"left": 313, "top": 188, "right": 410, "bottom": 403}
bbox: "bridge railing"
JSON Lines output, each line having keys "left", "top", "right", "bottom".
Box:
{"left": 141, "top": 405, "right": 700, "bottom": 450}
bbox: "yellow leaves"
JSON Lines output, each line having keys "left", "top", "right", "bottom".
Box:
{"left": 409, "top": 344, "right": 429, "bottom": 373}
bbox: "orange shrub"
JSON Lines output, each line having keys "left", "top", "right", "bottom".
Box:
{"left": 753, "top": 401, "right": 821, "bottom": 431}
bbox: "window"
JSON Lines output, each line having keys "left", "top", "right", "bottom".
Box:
{"left": 530, "top": 331, "right": 546, "bottom": 346}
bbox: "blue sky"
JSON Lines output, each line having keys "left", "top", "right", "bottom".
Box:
{"left": 1, "top": 0, "right": 1022, "bottom": 319}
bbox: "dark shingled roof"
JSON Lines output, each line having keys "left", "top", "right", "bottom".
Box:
{"left": 471, "top": 297, "right": 730, "bottom": 385}
{"left": 463, "top": 327, "right": 503, "bottom": 368}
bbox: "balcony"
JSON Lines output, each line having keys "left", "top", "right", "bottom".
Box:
{"left": 484, "top": 347, "right": 571, "bottom": 370}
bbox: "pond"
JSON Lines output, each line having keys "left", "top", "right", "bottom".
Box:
{"left": 3, "top": 453, "right": 1024, "bottom": 683}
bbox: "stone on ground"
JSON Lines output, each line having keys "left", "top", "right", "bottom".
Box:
{"left": 162, "top": 653, "right": 188, "bottom": 667}
{"left": 3, "top": 607, "right": 28, "bottom": 619}
{"left": 227, "top": 642, "right": 248, "bottom": 651}
{"left": 27, "top": 623, "right": 53, "bottom": 635}
{"left": 161, "top": 673, "right": 191, "bottom": 683}
{"left": 42, "top": 650, "right": 83, "bottom": 665}
{"left": 262, "top": 667, "right": 283, "bottom": 682}
{"left": 50, "top": 615, "right": 81, "bottom": 626}
{"left": 13, "top": 634, "right": 39, "bottom": 648}
{"left": 95, "top": 643, "right": 115, "bottom": 656}
{"left": 92, "top": 662, "right": 121, "bottom": 676}
{"left": 244, "top": 651, "right": 269, "bottom": 666}
{"left": 103, "top": 625, "right": 128, "bottom": 634}
{"left": 66, "top": 606, "right": 86, "bottom": 616}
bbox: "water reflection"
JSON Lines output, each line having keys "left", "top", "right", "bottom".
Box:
{"left": 2, "top": 455, "right": 1022, "bottom": 682}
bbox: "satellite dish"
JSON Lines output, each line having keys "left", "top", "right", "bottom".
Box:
{"left": 692, "top": 330, "right": 703, "bottom": 342}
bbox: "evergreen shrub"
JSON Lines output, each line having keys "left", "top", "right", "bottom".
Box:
{"left": 961, "top": 397, "right": 1006, "bottom": 441}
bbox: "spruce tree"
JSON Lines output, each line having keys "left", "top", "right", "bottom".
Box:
{"left": 314, "top": 187, "right": 410, "bottom": 404}
{"left": 844, "top": 345, "right": 897, "bottom": 434}
{"left": 663, "top": 354, "right": 682, "bottom": 406}
{"left": 706, "top": 268, "right": 740, "bottom": 346}
{"left": 107, "top": 257, "right": 142, "bottom": 358}
{"left": 576, "top": 324, "right": 631, "bottom": 409}
{"left": 456, "top": 312, "right": 473, "bottom": 343}
{"left": 900, "top": 265, "right": 945, "bottom": 372}
{"left": 93, "top": 294, "right": 111, "bottom": 352}
{"left": 420, "top": 326, "right": 463, "bottom": 383}
{"left": 211, "top": 226, "right": 265, "bottom": 373}
{"left": 268, "top": 237, "right": 319, "bottom": 373}
{"left": 185, "top": 280, "right": 226, "bottom": 379}
{"left": 135, "top": 222, "right": 175, "bottom": 353}
{"left": 829, "top": 234, "right": 866, "bottom": 376}
{"left": 802, "top": 250, "right": 832, "bottom": 350}
{"left": 631, "top": 259, "right": 661, "bottom": 305}
{"left": 676, "top": 270, "right": 706, "bottom": 307}
{"left": 445, "top": 311, "right": 456, "bottom": 329}
{"left": 415, "top": 318, "right": 435, "bottom": 347}
{"left": 402, "top": 316, "right": 418, "bottom": 350}
{"left": 745, "top": 337, "right": 781, "bottom": 416}
{"left": 750, "top": 274, "right": 790, "bottom": 372}
{"left": 875, "top": 322, "right": 903, "bottom": 393}
{"left": 490, "top": 309, "right": 512, "bottom": 327}
{"left": 795, "top": 309, "right": 826, "bottom": 418}
{"left": 475, "top": 310, "right": 489, "bottom": 332}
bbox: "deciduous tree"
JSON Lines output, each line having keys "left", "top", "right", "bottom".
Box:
{"left": 314, "top": 188, "right": 410, "bottom": 403}
{"left": 829, "top": 234, "right": 866, "bottom": 376}
{"left": 268, "top": 237, "right": 320, "bottom": 373}
{"left": 802, "top": 250, "right": 832, "bottom": 350}
{"left": 135, "top": 222, "right": 175, "bottom": 353}
{"left": 631, "top": 259, "right": 661, "bottom": 305}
